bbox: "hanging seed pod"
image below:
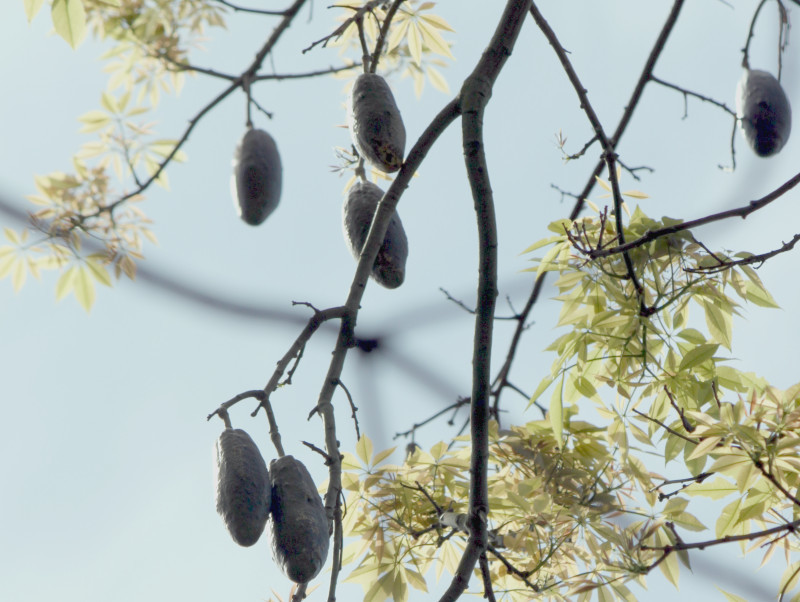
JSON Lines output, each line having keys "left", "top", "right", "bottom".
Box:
{"left": 342, "top": 180, "right": 408, "bottom": 289}
{"left": 215, "top": 428, "right": 271, "bottom": 547}
{"left": 269, "top": 456, "right": 329, "bottom": 583}
{"left": 736, "top": 69, "right": 792, "bottom": 157}
{"left": 231, "top": 128, "right": 283, "bottom": 225}
{"left": 348, "top": 73, "right": 406, "bottom": 173}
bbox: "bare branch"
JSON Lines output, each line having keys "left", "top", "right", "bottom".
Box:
{"left": 440, "top": 1, "right": 531, "bottom": 598}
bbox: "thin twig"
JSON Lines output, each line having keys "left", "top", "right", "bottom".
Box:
{"left": 335, "top": 379, "right": 361, "bottom": 440}
{"left": 651, "top": 75, "right": 737, "bottom": 117}
{"left": 479, "top": 553, "right": 497, "bottom": 602}
{"left": 369, "top": 0, "right": 406, "bottom": 73}
{"left": 686, "top": 233, "right": 800, "bottom": 273}
{"left": 303, "top": 0, "right": 385, "bottom": 53}
{"left": 588, "top": 171, "right": 800, "bottom": 259}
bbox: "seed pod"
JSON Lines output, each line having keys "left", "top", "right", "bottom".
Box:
{"left": 215, "top": 428, "right": 271, "bottom": 547}
{"left": 342, "top": 180, "right": 408, "bottom": 289}
{"left": 232, "top": 128, "right": 283, "bottom": 225}
{"left": 269, "top": 455, "right": 329, "bottom": 583}
{"left": 348, "top": 73, "right": 406, "bottom": 173}
{"left": 736, "top": 69, "right": 792, "bottom": 157}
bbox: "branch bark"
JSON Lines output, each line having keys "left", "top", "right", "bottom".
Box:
{"left": 439, "top": 0, "right": 532, "bottom": 598}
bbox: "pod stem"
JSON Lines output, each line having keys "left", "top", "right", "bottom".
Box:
{"left": 354, "top": 157, "right": 367, "bottom": 182}
{"left": 217, "top": 408, "right": 233, "bottom": 430}
{"left": 355, "top": 15, "right": 371, "bottom": 73}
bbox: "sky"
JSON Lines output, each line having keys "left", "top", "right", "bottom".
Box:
{"left": 2, "top": 1, "right": 800, "bottom": 601}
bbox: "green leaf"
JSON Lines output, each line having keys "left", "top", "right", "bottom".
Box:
{"left": 744, "top": 280, "right": 779, "bottom": 308}
{"left": 684, "top": 477, "right": 737, "bottom": 500}
{"left": 528, "top": 374, "right": 553, "bottom": 409}
{"left": 701, "top": 300, "right": 732, "bottom": 349}
{"left": 51, "top": 0, "right": 87, "bottom": 49}
{"left": 717, "top": 588, "right": 748, "bottom": 602}
{"left": 657, "top": 535, "right": 680, "bottom": 587}
{"left": 547, "top": 218, "right": 573, "bottom": 235}
{"left": 678, "top": 343, "right": 719, "bottom": 372}
{"left": 24, "top": 0, "right": 46, "bottom": 22}
{"left": 425, "top": 65, "right": 449, "bottom": 94}
{"left": 404, "top": 567, "right": 427, "bottom": 592}
{"left": 74, "top": 265, "right": 96, "bottom": 311}
{"left": 549, "top": 377, "right": 564, "bottom": 449}
{"left": 715, "top": 497, "right": 743, "bottom": 538}
{"left": 55, "top": 266, "right": 77, "bottom": 301}
{"left": 521, "top": 235, "right": 562, "bottom": 255}
{"left": 676, "top": 328, "right": 706, "bottom": 345}
{"left": 779, "top": 562, "right": 800, "bottom": 598}
{"left": 685, "top": 435, "right": 721, "bottom": 461}
{"left": 77, "top": 110, "right": 111, "bottom": 133}
{"left": 371, "top": 446, "right": 396, "bottom": 466}
{"left": 406, "top": 22, "right": 422, "bottom": 65}
{"left": 100, "top": 91, "right": 120, "bottom": 114}
{"left": 356, "top": 435, "right": 373, "bottom": 467}
{"left": 86, "top": 257, "right": 112, "bottom": 287}
{"left": 364, "top": 572, "right": 394, "bottom": 602}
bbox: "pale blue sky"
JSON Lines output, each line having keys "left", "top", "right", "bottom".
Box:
{"left": 1, "top": 1, "right": 799, "bottom": 601}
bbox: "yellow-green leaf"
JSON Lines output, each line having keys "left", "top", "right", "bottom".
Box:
{"left": 55, "top": 266, "right": 77, "bottom": 301}
{"left": 372, "top": 446, "right": 396, "bottom": 466}
{"left": 51, "top": 0, "right": 87, "bottom": 49}
{"left": 701, "top": 299, "right": 733, "bottom": 349}
{"left": 406, "top": 23, "right": 422, "bottom": 66}
{"left": 74, "top": 265, "right": 96, "bottom": 312}
{"left": 622, "top": 189, "right": 649, "bottom": 199}
{"left": 24, "top": 0, "right": 46, "bottom": 22}
{"left": 77, "top": 110, "right": 111, "bottom": 133}
{"left": 549, "top": 378, "right": 563, "bottom": 449}
{"left": 356, "top": 435, "right": 373, "bottom": 467}
{"left": 717, "top": 588, "right": 748, "bottom": 602}
{"left": 86, "top": 257, "right": 112, "bottom": 287}
{"left": 744, "top": 280, "right": 779, "bottom": 308}
{"left": 426, "top": 65, "right": 449, "bottom": 94}
{"left": 716, "top": 497, "right": 743, "bottom": 538}
{"left": 678, "top": 343, "right": 719, "bottom": 372}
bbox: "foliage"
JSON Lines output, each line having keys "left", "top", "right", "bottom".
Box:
{"left": 335, "top": 194, "right": 800, "bottom": 600}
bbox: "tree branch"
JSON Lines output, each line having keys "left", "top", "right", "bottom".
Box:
{"left": 439, "top": 1, "right": 531, "bottom": 599}
{"left": 489, "top": 0, "right": 687, "bottom": 415}
{"left": 586, "top": 169, "right": 800, "bottom": 258}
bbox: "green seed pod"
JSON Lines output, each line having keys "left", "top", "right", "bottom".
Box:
{"left": 269, "top": 455, "right": 329, "bottom": 583}
{"left": 232, "top": 128, "right": 283, "bottom": 225}
{"left": 736, "top": 69, "right": 792, "bottom": 157}
{"left": 215, "top": 428, "right": 271, "bottom": 547}
{"left": 348, "top": 73, "right": 406, "bottom": 173}
{"left": 342, "top": 180, "right": 408, "bottom": 289}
